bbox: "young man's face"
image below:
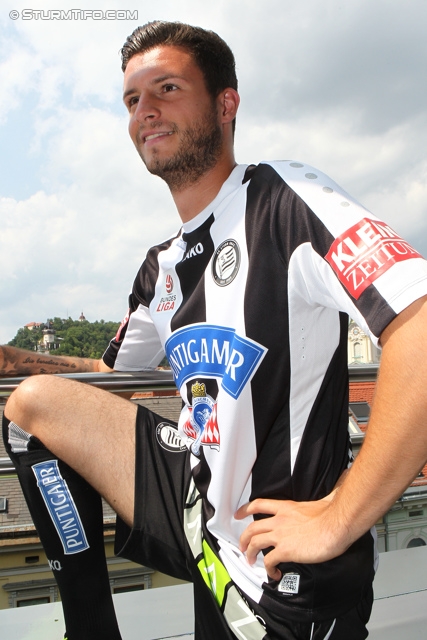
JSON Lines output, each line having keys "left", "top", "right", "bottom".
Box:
{"left": 123, "top": 45, "right": 224, "bottom": 191}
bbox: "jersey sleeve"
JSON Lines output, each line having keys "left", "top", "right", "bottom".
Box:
{"left": 102, "top": 300, "right": 164, "bottom": 371}
{"left": 102, "top": 256, "right": 164, "bottom": 371}
{"left": 268, "top": 160, "right": 427, "bottom": 344}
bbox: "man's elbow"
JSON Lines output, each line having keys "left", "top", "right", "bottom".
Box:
{"left": 97, "top": 359, "right": 114, "bottom": 373}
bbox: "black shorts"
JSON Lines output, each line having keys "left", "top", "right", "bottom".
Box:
{"left": 114, "top": 405, "right": 372, "bottom": 640}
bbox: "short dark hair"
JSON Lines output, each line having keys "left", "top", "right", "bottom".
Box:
{"left": 121, "top": 21, "right": 238, "bottom": 99}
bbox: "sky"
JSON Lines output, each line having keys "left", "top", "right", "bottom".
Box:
{"left": 1, "top": 0, "right": 427, "bottom": 344}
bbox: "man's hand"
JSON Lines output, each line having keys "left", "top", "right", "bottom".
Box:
{"left": 235, "top": 492, "right": 349, "bottom": 580}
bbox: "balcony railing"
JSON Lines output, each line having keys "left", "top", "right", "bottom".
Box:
{"left": 0, "top": 370, "right": 175, "bottom": 398}
{"left": 0, "top": 371, "right": 176, "bottom": 475}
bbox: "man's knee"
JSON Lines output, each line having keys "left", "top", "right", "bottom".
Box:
{"left": 5, "top": 375, "right": 62, "bottom": 428}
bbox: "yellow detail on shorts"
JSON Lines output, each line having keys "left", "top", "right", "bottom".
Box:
{"left": 197, "top": 539, "right": 232, "bottom": 606}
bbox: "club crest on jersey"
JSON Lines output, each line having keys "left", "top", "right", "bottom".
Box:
{"left": 182, "top": 381, "right": 219, "bottom": 455}
{"left": 326, "top": 218, "right": 423, "bottom": 299}
{"left": 156, "top": 422, "right": 187, "bottom": 453}
{"left": 165, "top": 324, "right": 267, "bottom": 399}
{"left": 212, "top": 239, "right": 240, "bottom": 287}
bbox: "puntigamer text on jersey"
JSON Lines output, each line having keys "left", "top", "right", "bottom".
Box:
{"left": 165, "top": 324, "right": 267, "bottom": 399}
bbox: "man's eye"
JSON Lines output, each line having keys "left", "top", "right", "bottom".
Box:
{"left": 163, "top": 84, "right": 177, "bottom": 92}
{"left": 125, "top": 96, "right": 139, "bottom": 111}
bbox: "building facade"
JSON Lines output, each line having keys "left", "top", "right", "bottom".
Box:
{"left": 348, "top": 320, "right": 381, "bottom": 365}
{"left": 348, "top": 364, "right": 427, "bottom": 553}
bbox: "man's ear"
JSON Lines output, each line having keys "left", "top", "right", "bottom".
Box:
{"left": 218, "top": 88, "right": 240, "bottom": 124}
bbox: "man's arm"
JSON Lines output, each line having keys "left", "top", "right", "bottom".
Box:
{"left": 236, "top": 295, "right": 427, "bottom": 579}
{"left": 0, "top": 345, "right": 112, "bottom": 377}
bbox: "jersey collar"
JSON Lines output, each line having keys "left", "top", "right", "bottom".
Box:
{"left": 181, "top": 164, "right": 249, "bottom": 234}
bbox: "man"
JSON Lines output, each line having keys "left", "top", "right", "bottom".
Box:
{"left": 2, "top": 21, "right": 427, "bottom": 640}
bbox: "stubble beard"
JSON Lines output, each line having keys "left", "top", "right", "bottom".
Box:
{"left": 139, "top": 106, "right": 223, "bottom": 192}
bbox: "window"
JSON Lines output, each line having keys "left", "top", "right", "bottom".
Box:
{"left": 113, "top": 584, "right": 145, "bottom": 594}
{"left": 348, "top": 416, "right": 363, "bottom": 436}
{"left": 408, "top": 510, "right": 423, "bottom": 518}
{"left": 0, "top": 497, "right": 8, "bottom": 513}
{"left": 407, "top": 537, "right": 426, "bottom": 548}
{"left": 109, "top": 567, "right": 153, "bottom": 593}
{"left": 17, "top": 596, "right": 50, "bottom": 607}
{"left": 349, "top": 402, "right": 370, "bottom": 424}
{"left": 3, "top": 580, "right": 59, "bottom": 608}
{"left": 353, "top": 342, "right": 362, "bottom": 361}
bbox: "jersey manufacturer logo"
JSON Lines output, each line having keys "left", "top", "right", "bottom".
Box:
{"left": 212, "top": 239, "right": 240, "bottom": 287}
{"left": 165, "top": 274, "right": 174, "bottom": 293}
{"left": 326, "top": 218, "right": 422, "bottom": 299}
{"left": 32, "top": 460, "right": 89, "bottom": 555}
{"left": 165, "top": 324, "right": 267, "bottom": 399}
{"left": 182, "top": 381, "right": 219, "bottom": 454}
{"left": 155, "top": 422, "right": 187, "bottom": 452}
{"left": 48, "top": 559, "right": 63, "bottom": 571}
{"left": 183, "top": 242, "right": 204, "bottom": 261}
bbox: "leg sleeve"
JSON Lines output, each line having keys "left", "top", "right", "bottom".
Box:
{"left": 2, "top": 413, "right": 122, "bottom": 640}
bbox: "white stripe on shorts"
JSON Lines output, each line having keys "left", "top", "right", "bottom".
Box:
{"left": 309, "top": 619, "right": 336, "bottom": 640}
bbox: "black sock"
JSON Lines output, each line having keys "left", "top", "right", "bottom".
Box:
{"left": 2, "top": 413, "right": 122, "bottom": 640}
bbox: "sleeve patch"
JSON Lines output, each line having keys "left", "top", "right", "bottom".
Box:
{"left": 325, "top": 218, "right": 423, "bottom": 299}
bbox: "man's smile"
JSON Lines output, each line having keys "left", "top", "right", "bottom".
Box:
{"left": 143, "top": 131, "right": 174, "bottom": 143}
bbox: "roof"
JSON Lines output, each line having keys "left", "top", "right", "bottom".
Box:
{"left": 349, "top": 381, "right": 376, "bottom": 404}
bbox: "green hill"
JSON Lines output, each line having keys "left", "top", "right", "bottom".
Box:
{"left": 8, "top": 317, "right": 120, "bottom": 360}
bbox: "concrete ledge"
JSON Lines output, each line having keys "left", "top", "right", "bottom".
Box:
{"left": 2, "top": 546, "right": 427, "bottom": 638}
{"left": 0, "top": 583, "right": 194, "bottom": 640}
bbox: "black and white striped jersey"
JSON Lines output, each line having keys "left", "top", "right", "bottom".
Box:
{"left": 104, "top": 161, "right": 427, "bottom": 620}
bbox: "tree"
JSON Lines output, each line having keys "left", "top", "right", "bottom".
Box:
{"left": 8, "top": 326, "right": 44, "bottom": 351}
{"left": 8, "top": 319, "right": 120, "bottom": 360}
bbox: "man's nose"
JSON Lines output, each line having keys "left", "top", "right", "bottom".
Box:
{"left": 134, "top": 92, "right": 161, "bottom": 123}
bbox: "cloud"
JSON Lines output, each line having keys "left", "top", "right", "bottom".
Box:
{"left": 235, "top": 108, "right": 427, "bottom": 251}
{"left": 232, "top": 0, "right": 427, "bottom": 131}
{"left": 1, "top": 0, "right": 426, "bottom": 344}
{"left": 0, "top": 42, "right": 42, "bottom": 124}
{"left": 0, "top": 106, "right": 177, "bottom": 343}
